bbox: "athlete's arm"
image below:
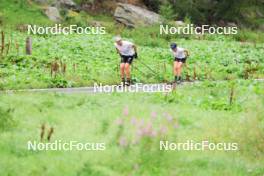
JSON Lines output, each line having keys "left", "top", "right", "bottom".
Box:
{"left": 132, "top": 45, "right": 137, "bottom": 53}
{"left": 184, "top": 49, "right": 189, "bottom": 57}
{"left": 116, "top": 48, "right": 121, "bottom": 55}
{"left": 132, "top": 45, "right": 138, "bottom": 58}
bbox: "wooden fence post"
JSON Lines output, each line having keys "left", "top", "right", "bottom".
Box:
{"left": 26, "top": 37, "right": 32, "bottom": 55}
{"left": 6, "top": 38, "right": 11, "bottom": 55}
{"left": 229, "top": 85, "right": 235, "bottom": 105}
{"left": 1, "top": 31, "right": 4, "bottom": 56}
{"left": 193, "top": 65, "right": 197, "bottom": 80}
{"left": 15, "top": 40, "right": 19, "bottom": 55}
{"left": 163, "top": 61, "right": 167, "bottom": 73}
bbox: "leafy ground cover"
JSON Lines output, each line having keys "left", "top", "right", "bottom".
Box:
{"left": 0, "top": 0, "right": 263, "bottom": 90}
{"left": 1, "top": 32, "right": 264, "bottom": 90}
{"left": 0, "top": 81, "right": 263, "bottom": 176}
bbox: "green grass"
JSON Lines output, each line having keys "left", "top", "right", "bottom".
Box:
{"left": 1, "top": 2, "right": 264, "bottom": 176}
{"left": 0, "top": 0, "right": 52, "bottom": 29}
{"left": 0, "top": 81, "right": 263, "bottom": 176}
{"left": 0, "top": 31, "right": 264, "bottom": 90}
{"left": 0, "top": 0, "right": 264, "bottom": 91}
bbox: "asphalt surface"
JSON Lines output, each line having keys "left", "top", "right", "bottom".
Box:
{"left": 2, "top": 79, "right": 263, "bottom": 94}
{"left": 2, "top": 83, "right": 179, "bottom": 94}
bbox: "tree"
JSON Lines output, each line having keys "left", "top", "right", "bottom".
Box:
{"left": 159, "top": 2, "right": 176, "bottom": 20}
{"left": 142, "top": 0, "right": 161, "bottom": 12}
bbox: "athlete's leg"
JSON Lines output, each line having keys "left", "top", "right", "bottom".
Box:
{"left": 176, "top": 61, "right": 183, "bottom": 77}
{"left": 174, "top": 61, "right": 180, "bottom": 82}
{"left": 125, "top": 57, "right": 134, "bottom": 85}
{"left": 174, "top": 61, "right": 178, "bottom": 76}
{"left": 120, "top": 63, "right": 125, "bottom": 82}
{"left": 124, "top": 63, "right": 130, "bottom": 81}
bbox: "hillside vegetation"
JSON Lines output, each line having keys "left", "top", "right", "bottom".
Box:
{"left": 0, "top": 0, "right": 51, "bottom": 28}
{"left": 0, "top": 1, "right": 264, "bottom": 90}
{"left": 75, "top": 0, "right": 264, "bottom": 29}
{"left": 1, "top": 32, "right": 264, "bottom": 89}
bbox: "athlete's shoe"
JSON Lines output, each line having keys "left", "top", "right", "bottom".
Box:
{"left": 119, "top": 81, "right": 125, "bottom": 87}
{"left": 125, "top": 81, "right": 131, "bottom": 86}
{"left": 176, "top": 76, "right": 182, "bottom": 84}
{"left": 167, "top": 80, "right": 176, "bottom": 85}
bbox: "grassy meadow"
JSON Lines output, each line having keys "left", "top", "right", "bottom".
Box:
{"left": 1, "top": 81, "right": 264, "bottom": 176}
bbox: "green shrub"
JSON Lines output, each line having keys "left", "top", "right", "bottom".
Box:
{"left": 77, "top": 163, "right": 106, "bottom": 176}
{"left": 0, "top": 12, "right": 3, "bottom": 25}
{"left": 235, "top": 105, "right": 264, "bottom": 159}
{"left": 159, "top": 2, "right": 176, "bottom": 20}
{"left": 49, "top": 76, "right": 70, "bottom": 88}
{"left": 233, "top": 29, "right": 264, "bottom": 43}
{"left": 0, "top": 107, "right": 16, "bottom": 131}
{"left": 142, "top": 0, "right": 161, "bottom": 12}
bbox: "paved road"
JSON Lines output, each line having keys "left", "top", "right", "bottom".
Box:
{"left": 2, "top": 79, "right": 263, "bottom": 94}
{"left": 2, "top": 83, "right": 189, "bottom": 94}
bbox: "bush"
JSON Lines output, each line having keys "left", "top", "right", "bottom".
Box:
{"left": 49, "top": 76, "right": 70, "bottom": 88}
{"left": 233, "top": 29, "right": 264, "bottom": 43}
{"left": 159, "top": 2, "right": 175, "bottom": 20}
{"left": 64, "top": 10, "right": 88, "bottom": 27}
{"left": 0, "top": 12, "right": 3, "bottom": 25}
{"left": 142, "top": 0, "right": 161, "bottom": 12}
{"left": 235, "top": 105, "right": 264, "bottom": 159}
{"left": 77, "top": 163, "right": 106, "bottom": 176}
{"left": 0, "top": 107, "right": 16, "bottom": 131}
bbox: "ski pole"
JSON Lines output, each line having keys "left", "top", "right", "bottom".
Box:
{"left": 136, "top": 58, "right": 160, "bottom": 77}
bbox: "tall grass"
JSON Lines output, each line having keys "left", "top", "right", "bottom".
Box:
{"left": 0, "top": 81, "right": 263, "bottom": 175}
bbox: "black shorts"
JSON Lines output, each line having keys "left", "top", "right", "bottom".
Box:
{"left": 120, "top": 55, "right": 134, "bottom": 64}
{"left": 174, "top": 57, "right": 186, "bottom": 63}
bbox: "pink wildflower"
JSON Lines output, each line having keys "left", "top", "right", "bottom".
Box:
{"left": 151, "top": 111, "right": 157, "bottom": 119}
{"left": 143, "top": 122, "right": 153, "bottom": 136}
{"left": 136, "top": 119, "right": 145, "bottom": 128}
{"left": 164, "top": 112, "right": 173, "bottom": 122}
{"left": 166, "top": 115, "right": 173, "bottom": 122}
{"left": 123, "top": 106, "right": 129, "bottom": 116}
{"left": 136, "top": 128, "right": 143, "bottom": 137}
{"left": 159, "top": 126, "right": 168, "bottom": 135}
{"left": 119, "top": 137, "right": 128, "bottom": 147}
{"left": 115, "top": 118, "right": 124, "bottom": 126}
{"left": 173, "top": 123, "right": 179, "bottom": 129}
{"left": 130, "top": 117, "right": 137, "bottom": 125}
{"left": 151, "top": 130, "right": 157, "bottom": 137}
{"left": 132, "top": 136, "right": 140, "bottom": 145}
